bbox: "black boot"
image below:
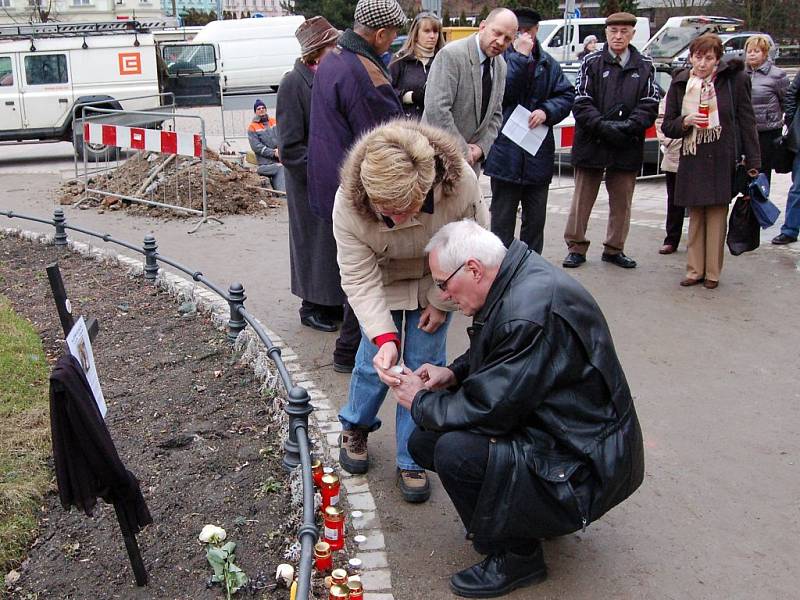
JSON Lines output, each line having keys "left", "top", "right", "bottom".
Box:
{"left": 450, "top": 545, "right": 547, "bottom": 598}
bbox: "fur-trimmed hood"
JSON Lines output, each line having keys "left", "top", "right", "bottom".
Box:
{"left": 338, "top": 120, "right": 466, "bottom": 221}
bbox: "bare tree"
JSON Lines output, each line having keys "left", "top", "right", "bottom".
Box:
{"left": 26, "top": 0, "right": 57, "bottom": 22}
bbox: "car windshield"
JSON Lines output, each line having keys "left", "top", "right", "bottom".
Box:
{"left": 645, "top": 26, "right": 704, "bottom": 58}
{"left": 536, "top": 24, "right": 558, "bottom": 44}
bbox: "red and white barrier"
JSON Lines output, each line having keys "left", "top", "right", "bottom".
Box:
{"left": 83, "top": 123, "right": 203, "bottom": 158}
{"left": 553, "top": 124, "right": 658, "bottom": 150}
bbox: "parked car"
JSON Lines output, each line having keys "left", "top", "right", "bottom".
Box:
{"left": 641, "top": 16, "right": 774, "bottom": 70}
{"left": 669, "top": 31, "right": 777, "bottom": 70}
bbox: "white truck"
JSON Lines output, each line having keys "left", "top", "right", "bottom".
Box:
{"left": 536, "top": 17, "right": 651, "bottom": 62}
{"left": 0, "top": 18, "right": 302, "bottom": 158}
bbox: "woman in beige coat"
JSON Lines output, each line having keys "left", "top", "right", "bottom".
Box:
{"left": 656, "top": 96, "right": 684, "bottom": 254}
{"left": 332, "top": 120, "right": 489, "bottom": 503}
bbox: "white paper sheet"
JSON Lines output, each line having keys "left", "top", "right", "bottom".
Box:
{"left": 501, "top": 105, "right": 550, "bottom": 157}
{"left": 66, "top": 316, "right": 107, "bottom": 418}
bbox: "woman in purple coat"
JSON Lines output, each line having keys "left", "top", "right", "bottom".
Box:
{"left": 389, "top": 12, "right": 444, "bottom": 120}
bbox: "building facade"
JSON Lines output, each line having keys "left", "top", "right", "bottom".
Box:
{"left": 0, "top": 0, "right": 164, "bottom": 23}
{"left": 221, "top": 0, "right": 286, "bottom": 19}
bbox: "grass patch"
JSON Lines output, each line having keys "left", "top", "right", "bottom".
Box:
{"left": 0, "top": 294, "right": 51, "bottom": 573}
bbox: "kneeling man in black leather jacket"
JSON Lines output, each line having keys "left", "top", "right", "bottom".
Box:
{"left": 386, "top": 219, "right": 645, "bottom": 598}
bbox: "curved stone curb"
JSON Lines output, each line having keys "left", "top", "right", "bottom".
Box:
{"left": 2, "top": 226, "right": 395, "bottom": 600}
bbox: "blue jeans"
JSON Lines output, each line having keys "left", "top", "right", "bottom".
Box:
{"left": 338, "top": 308, "right": 451, "bottom": 471}
{"left": 781, "top": 151, "right": 800, "bottom": 238}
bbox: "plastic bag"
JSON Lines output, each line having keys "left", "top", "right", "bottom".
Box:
{"left": 726, "top": 196, "right": 760, "bottom": 256}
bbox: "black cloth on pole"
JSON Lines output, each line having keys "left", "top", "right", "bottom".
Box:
{"left": 480, "top": 57, "right": 492, "bottom": 123}
{"left": 49, "top": 354, "right": 152, "bottom": 535}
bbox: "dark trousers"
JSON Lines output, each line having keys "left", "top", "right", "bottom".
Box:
{"left": 409, "top": 428, "right": 534, "bottom": 555}
{"left": 299, "top": 300, "right": 342, "bottom": 320}
{"left": 758, "top": 128, "right": 781, "bottom": 186}
{"left": 663, "top": 171, "right": 684, "bottom": 247}
{"left": 490, "top": 179, "right": 549, "bottom": 254}
{"left": 333, "top": 301, "right": 360, "bottom": 366}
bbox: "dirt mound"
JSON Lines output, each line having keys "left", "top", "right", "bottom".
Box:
{"left": 59, "top": 150, "right": 281, "bottom": 218}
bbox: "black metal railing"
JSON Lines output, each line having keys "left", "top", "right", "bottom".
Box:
{"left": 1, "top": 208, "right": 318, "bottom": 599}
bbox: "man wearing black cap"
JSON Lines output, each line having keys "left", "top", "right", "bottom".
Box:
{"left": 483, "top": 8, "right": 575, "bottom": 254}
{"left": 562, "top": 12, "right": 659, "bottom": 270}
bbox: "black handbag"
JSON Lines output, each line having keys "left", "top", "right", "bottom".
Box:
{"left": 729, "top": 80, "right": 752, "bottom": 197}
{"left": 726, "top": 196, "right": 760, "bottom": 256}
{"left": 772, "top": 134, "right": 795, "bottom": 174}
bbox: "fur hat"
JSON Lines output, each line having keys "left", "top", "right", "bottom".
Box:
{"left": 295, "top": 16, "right": 340, "bottom": 57}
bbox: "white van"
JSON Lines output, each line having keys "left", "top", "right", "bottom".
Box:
{"left": 536, "top": 17, "right": 651, "bottom": 62}
{"left": 0, "top": 21, "right": 219, "bottom": 157}
{"left": 180, "top": 16, "right": 304, "bottom": 93}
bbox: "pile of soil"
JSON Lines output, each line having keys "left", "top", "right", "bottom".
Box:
{"left": 58, "top": 150, "right": 281, "bottom": 218}
{"left": 0, "top": 234, "right": 312, "bottom": 598}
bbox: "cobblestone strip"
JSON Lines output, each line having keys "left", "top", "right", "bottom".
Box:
{"left": 2, "top": 226, "right": 396, "bottom": 600}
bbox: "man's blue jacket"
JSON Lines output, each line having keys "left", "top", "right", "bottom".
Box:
{"left": 484, "top": 43, "right": 575, "bottom": 186}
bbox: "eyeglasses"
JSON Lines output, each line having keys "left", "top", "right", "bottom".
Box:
{"left": 435, "top": 263, "right": 464, "bottom": 292}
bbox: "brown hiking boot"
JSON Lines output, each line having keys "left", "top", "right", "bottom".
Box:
{"left": 339, "top": 429, "right": 369, "bottom": 474}
{"left": 397, "top": 469, "right": 431, "bottom": 503}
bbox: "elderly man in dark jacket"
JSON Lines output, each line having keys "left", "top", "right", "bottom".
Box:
{"left": 389, "top": 220, "right": 645, "bottom": 598}
{"left": 562, "top": 12, "right": 659, "bottom": 270}
{"left": 484, "top": 8, "right": 574, "bottom": 254}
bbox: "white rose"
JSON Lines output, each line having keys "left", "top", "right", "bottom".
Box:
{"left": 275, "top": 563, "right": 295, "bottom": 587}
{"left": 198, "top": 524, "right": 227, "bottom": 544}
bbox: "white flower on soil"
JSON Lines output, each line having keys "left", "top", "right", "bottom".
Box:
{"left": 198, "top": 524, "right": 227, "bottom": 544}
{"left": 275, "top": 563, "right": 294, "bottom": 587}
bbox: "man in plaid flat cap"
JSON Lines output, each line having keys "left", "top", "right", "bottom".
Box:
{"left": 307, "top": 0, "right": 406, "bottom": 223}
{"left": 306, "top": 0, "right": 405, "bottom": 424}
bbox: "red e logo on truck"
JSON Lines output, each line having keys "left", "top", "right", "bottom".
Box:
{"left": 118, "top": 52, "right": 142, "bottom": 75}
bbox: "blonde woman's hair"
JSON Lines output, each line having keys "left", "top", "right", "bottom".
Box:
{"left": 359, "top": 124, "right": 436, "bottom": 214}
{"left": 390, "top": 13, "right": 444, "bottom": 64}
{"left": 745, "top": 34, "right": 772, "bottom": 56}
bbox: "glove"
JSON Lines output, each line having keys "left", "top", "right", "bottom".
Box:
{"left": 596, "top": 120, "right": 630, "bottom": 148}
{"left": 411, "top": 87, "right": 425, "bottom": 105}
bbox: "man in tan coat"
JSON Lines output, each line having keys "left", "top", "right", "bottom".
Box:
{"left": 332, "top": 120, "right": 488, "bottom": 502}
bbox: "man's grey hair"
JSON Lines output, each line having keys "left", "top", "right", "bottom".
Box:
{"left": 353, "top": 21, "right": 377, "bottom": 35}
{"left": 425, "top": 220, "right": 507, "bottom": 272}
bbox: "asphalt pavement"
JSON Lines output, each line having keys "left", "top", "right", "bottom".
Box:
{"left": 1, "top": 141, "right": 799, "bottom": 599}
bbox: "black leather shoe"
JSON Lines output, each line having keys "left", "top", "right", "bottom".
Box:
{"left": 300, "top": 314, "right": 338, "bottom": 332}
{"left": 333, "top": 362, "right": 354, "bottom": 374}
{"left": 562, "top": 252, "right": 586, "bottom": 268}
{"left": 602, "top": 252, "right": 637, "bottom": 268}
{"left": 450, "top": 547, "right": 548, "bottom": 598}
{"left": 772, "top": 233, "right": 797, "bottom": 245}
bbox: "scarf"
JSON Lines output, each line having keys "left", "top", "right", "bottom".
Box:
{"left": 681, "top": 69, "right": 721, "bottom": 156}
{"left": 338, "top": 29, "right": 390, "bottom": 78}
{"left": 415, "top": 43, "right": 435, "bottom": 66}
